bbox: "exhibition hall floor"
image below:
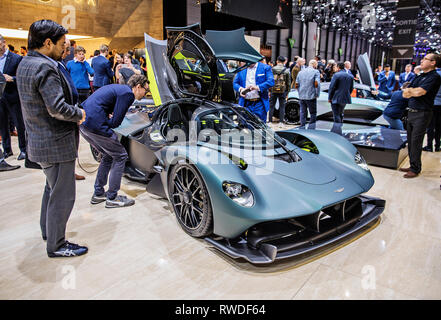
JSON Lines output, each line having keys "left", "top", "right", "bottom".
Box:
{"left": 1, "top": 130, "right": 441, "bottom": 300}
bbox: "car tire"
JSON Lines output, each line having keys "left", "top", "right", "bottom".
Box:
{"left": 168, "top": 161, "right": 213, "bottom": 238}
{"left": 285, "top": 101, "right": 300, "bottom": 123}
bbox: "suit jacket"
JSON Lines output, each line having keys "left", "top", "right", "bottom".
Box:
{"left": 0, "top": 72, "right": 5, "bottom": 96}
{"left": 1, "top": 50, "right": 22, "bottom": 104}
{"left": 92, "top": 55, "right": 114, "bottom": 87}
{"left": 377, "top": 71, "right": 396, "bottom": 94}
{"left": 398, "top": 72, "right": 416, "bottom": 87}
{"left": 328, "top": 70, "right": 354, "bottom": 105}
{"left": 16, "top": 51, "right": 83, "bottom": 163}
{"left": 233, "top": 62, "right": 274, "bottom": 112}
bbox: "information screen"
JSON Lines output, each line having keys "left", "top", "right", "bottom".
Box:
{"left": 215, "top": 0, "right": 292, "bottom": 29}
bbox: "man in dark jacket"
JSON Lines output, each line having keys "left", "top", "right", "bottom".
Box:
{"left": 80, "top": 75, "right": 149, "bottom": 208}
{"left": 16, "top": 20, "right": 87, "bottom": 258}
{"left": 92, "top": 44, "right": 114, "bottom": 91}
{"left": 382, "top": 85, "right": 410, "bottom": 130}
{"left": 0, "top": 34, "right": 27, "bottom": 160}
{"left": 328, "top": 62, "right": 354, "bottom": 123}
{"left": 0, "top": 71, "right": 20, "bottom": 171}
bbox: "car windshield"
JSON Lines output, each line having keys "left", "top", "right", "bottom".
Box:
{"left": 196, "top": 107, "right": 286, "bottom": 149}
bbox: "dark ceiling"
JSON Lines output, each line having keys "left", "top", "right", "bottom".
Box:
{"left": 292, "top": 0, "right": 441, "bottom": 52}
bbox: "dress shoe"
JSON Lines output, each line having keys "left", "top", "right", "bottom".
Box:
{"left": 0, "top": 160, "right": 20, "bottom": 172}
{"left": 3, "top": 150, "right": 13, "bottom": 159}
{"left": 399, "top": 167, "right": 411, "bottom": 172}
{"left": 47, "top": 241, "right": 88, "bottom": 258}
{"left": 17, "top": 151, "right": 26, "bottom": 160}
{"left": 435, "top": 147, "right": 440, "bottom": 152}
{"left": 75, "top": 173, "right": 85, "bottom": 180}
{"left": 403, "top": 171, "right": 418, "bottom": 178}
{"left": 422, "top": 146, "right": 433, "bottom": 152}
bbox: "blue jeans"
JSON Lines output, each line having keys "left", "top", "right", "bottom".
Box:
{"left": 383, "top": 114, "right": 404, "bottom": 130}
{"left": 299, "top": 99, "right": 317, "bottom": 126}
{"left": 80, "top": 126, "right": 128, "bottom": 200}
{"left": 331, "top": 103, "right": 346, "bottom": 123}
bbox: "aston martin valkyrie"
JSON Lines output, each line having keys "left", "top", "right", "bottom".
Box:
{"left": 91, "top": 25, "right": 385, "bottom": 264}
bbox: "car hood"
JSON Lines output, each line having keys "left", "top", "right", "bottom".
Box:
{"left": 198, "top": 142, "right": 336, "bottom": 185}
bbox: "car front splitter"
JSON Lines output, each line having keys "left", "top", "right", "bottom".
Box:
{"left": 205, "top": 195, "right": 385, "bottom": 264}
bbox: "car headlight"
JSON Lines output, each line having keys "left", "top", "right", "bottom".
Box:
{"left": 222, "top": 182, "right": 254, "bottom": 207}
{"left": 355, "top": 151, "right": 369, "bottom": 171}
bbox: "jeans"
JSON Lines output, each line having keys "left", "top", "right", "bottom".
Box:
{"left": 269, "top": 92, "right": 287, "bottom": 122}
{"left": 331, "top": 103, "right": 346, "bottom": 123}
{"left": 407, "top": 110, "right": 433, "bottom": 174}
{"left": 79, "top": 126, "right": 128, "bottom": 199}
{"left": 299, "top": 99, "right": 317, "bottom": 127}
{"left": 383, "top": 114, "right": 404, "bottom": 130}
{"left": 426, "top": 106, "right": 441, "bottom": 149}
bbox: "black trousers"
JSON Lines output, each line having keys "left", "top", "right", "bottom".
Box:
{"left": 426, "top": 106, "right": 441, "bottom": 149}
{"left": 269, "top": 92, "right": 287, "bottom": 122}
{"left": 0, "top": 97, "right": 26, "bottom": 153}
{"left": 39, "top": 160, "right": 76, "bottom": 253}
{"left": 407, "top": 110, "right": 433, "bottom": 174}
{"left": 77, "top": 89, "right": 90, "bottom": 104}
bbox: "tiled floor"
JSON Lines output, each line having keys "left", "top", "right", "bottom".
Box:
{"left": 1, "top": 132, "right": 440, "bottom": 300}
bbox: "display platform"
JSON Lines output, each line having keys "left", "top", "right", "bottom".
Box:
{"left": 297, "top": 121, "right": 408, "bottom": 169}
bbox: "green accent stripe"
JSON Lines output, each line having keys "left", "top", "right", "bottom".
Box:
{"left": 145, "top": 47, "right": 162, "bottom": 106}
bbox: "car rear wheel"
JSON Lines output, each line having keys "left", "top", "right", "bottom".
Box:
{"left": 168, "top": 161, "right": 213, "bottom": 237}
{"left": 285, "top": 101, "right": 300, "bottom": 124}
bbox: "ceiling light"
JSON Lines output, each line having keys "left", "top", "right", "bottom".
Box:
{"left": 0, "top": 27, "right": 92, "bottom": 40}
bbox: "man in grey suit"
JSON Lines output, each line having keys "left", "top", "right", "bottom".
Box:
{"left": 328, "top": 62, "right": 354, "bottom": 123}
{"left": 16, "top": 20, "right": 88, "bottom": 258}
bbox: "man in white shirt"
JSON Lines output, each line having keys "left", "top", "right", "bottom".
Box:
{"left": 233, "top": 61, "right": 274, "bottom": 122}
{"left": 399, "top": 64, "right": 416, "bottom": 88}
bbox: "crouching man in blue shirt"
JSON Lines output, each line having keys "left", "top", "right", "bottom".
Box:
{"left": 80, "top": 75, "right": 149, "bottom": 208}
{"left": 381, "top": 82, "right": 410, "bottom": 130}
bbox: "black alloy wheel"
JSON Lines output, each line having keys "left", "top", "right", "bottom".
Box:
{"left": 90, "top": 144, "right": 103, "bottom": 163}
{"left": 169, "top": 161, "right": 213, "bottom": 237}
{"left": 285, "top": 101, "right": 300, "bottom": 124}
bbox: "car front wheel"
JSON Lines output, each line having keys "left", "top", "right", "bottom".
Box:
{"left": 168, "top": 161, "right": 213, "bottom": 238}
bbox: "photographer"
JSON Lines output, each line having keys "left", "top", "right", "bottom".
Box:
{"left": 115, "top": 53, "right": 141, "bottom": 84}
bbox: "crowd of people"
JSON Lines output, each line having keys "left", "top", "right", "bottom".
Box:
{"left": 1, "top": 19, "right": 441, "bottom": 258}
{"left": 235, "top": 53, "right": 441, "bottom": 180}
{"left": 1, "top": 20, "right": 150, "bottom": 258}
